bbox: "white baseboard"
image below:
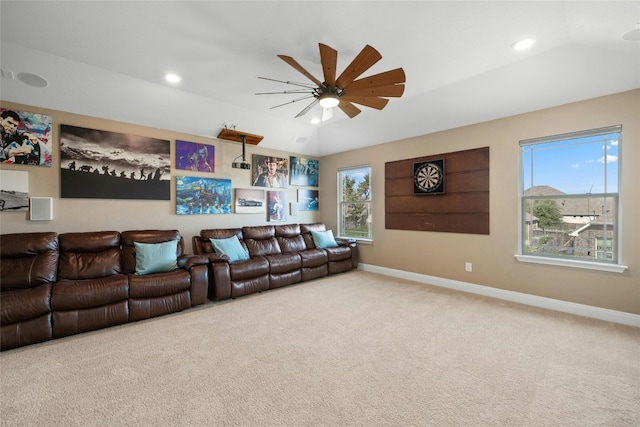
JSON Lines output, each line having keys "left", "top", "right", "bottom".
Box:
{"left": 359, "top": 263, "right": 640, "bottom": 328}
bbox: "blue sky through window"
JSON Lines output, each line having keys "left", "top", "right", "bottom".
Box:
{"left": 343, "top": 167, "right": 369, "bottom": 185}
{"left": 522, "top": 132, "right": 619, "bottom": 195}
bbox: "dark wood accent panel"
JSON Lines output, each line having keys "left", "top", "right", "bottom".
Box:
{"left": 386, "top": 192, "right": 489, "bottom": 214}
{"left": 385, "top": 213, "right": 490, "bottom": 234}
{"left": 385, "top": 147, "right": 490, "bottom": 235}
{"left": 386, "top": 169, "right": 489, "bottom": 195}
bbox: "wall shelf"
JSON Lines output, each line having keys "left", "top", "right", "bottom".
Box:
{"left": 217, "top": 128, "right": 263, "bottom": 145}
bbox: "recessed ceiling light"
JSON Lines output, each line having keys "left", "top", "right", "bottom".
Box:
{"left": 164, "top": 73, "right": 181, "bottom": 83}
{"left": 623, "top": 23, "right": 640, "bottom": 41}
{"left": 17, "top": 72, "right": 48, "bottom": 87}
{"left": 310, "top": 118, "right": 321, "bottom": 125}
{"left": 512, "top": 37, "right": 536, "bottom": 51}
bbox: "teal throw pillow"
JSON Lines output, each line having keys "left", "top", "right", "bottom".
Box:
{"left": 210, "top": 236, "right": 250, "bottom": 262}
{"left": 134, "top": 240, "right": 179, "bottom": 275}
{"left": 310, "top": 229, "right": 338, "bottom": 249}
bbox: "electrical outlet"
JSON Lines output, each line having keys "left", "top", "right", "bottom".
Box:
{"left": 465, "top": 262, "right": 472, "bottom": 272}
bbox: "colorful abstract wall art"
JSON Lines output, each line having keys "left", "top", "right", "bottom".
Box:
{"left": 175, "top": 140, "right": 214, "bottom": 172}
{"left": 1, "top": 108, "right": 52, "bottom": 167}
{"left": 290, "top": 156, "right": 318, "bottom": 187}
{"left": 176, "top": 176, "right": 232, "bottom": 215}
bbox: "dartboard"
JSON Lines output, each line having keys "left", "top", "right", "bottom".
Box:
{"left": 415, "top": 164, "right": 441, "bottom": 191}
{"left": 413, "top": 160, "right": 445, "bottom": 194}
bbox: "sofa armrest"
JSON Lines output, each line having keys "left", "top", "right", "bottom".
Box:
{"left": 336, "top": 237, "right": 356, "bottom": 246}
{"left": 204, "top": 253, "right": 231, "bottom": 263}
{"left": 177, "top": 254, "right": 209, "bottom": 270}
{"left": 335, "top": 238, "right": 358, "bottom": 268}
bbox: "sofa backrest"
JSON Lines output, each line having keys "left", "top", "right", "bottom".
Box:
{"left": 198, "top": 228, "right": 244, "bottom": 255}
{"left": 242, "top": 226, "right": 281, "bottom": 257}
{"left": 120, "top": 230, "right": 184, "bottom": 274}
{"left": 0, "top": 232, "right": 59, "bottom": 291}
{"left": 300, "top": 223, "right": 327, "bottom": 249}
{"left": 58, "top": 231, "right": 121, "bottom": 280}
{"left": 275, "top": 224, "right": 307, "bottom": 253}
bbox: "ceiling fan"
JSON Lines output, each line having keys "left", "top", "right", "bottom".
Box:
{"left": 256, "top": 43, "right": 405, "bottom": 121}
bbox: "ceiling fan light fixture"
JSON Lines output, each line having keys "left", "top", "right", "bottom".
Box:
{"left": 318, "top": 93, "right": 340, "bottom": 108}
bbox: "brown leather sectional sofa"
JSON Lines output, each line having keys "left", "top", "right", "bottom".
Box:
{"left": 0, "top": 230, "right": 209, "bottom": 351}
{"left": 192, "top": 223, "right": 358, "bottom": 301}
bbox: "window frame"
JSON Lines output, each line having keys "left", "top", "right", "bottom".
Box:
{"left": 337, "top": 164, "right": 372, "bottom": 243}
{"left": 515, "top": 125, "right": 627, "bottom": 273}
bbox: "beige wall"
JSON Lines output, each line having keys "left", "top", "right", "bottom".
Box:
{"left": 319, "top": 90, "right": 639, "bottom": 315}
{"left": 0, "top": 102, "right": 320, "bottom": 250}
{"left": 2, "top": 91, "right": 638, "bottom": 315}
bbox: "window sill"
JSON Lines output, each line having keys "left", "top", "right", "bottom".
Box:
{"left": 514, "top": 255, "right": 628, "bottom": 273}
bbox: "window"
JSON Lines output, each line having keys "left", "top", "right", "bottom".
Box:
{"left": 518, "top": 125, "right": 623, "bottom": 270}
{"left": 338, "top": 165, "right": 372, "bottom": 241}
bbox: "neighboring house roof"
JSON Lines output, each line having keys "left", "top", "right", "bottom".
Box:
{"left": 523, "top": 185, "right": 565, "bottom": 197}
{"left": 524, "top": 185, "right": 615, "bottom": 225}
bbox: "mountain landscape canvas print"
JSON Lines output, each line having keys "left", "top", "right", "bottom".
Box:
{"left": 59, "top": 125, "right": 170, "bottom": 199}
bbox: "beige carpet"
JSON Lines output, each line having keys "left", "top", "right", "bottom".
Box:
{"left": 1, "top": 271, "right": 639, "bottom": 426}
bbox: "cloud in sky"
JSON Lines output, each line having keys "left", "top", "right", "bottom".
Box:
{"left": 598, "top": 154, "right": 618, "bottom": 164}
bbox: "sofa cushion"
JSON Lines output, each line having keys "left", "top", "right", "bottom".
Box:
{"left": 229, "top": 257, "right": 270, "bottom": 281}
{"left": 58, "top": 231, "right": 121, "bottom": 280}
{"left": 277, "top": 234, "right": 306, "bottom": 253}
{"left": 325, "top": 245, "right": 353, "bottom": 262}
{"left": 311, "top": 230, "right": 338, "bottom": 249}
{"left": 134, "top": 240, "right": 179, "bottom": 275}
{"left": 0, "top": 232, "right": 59, "bottom": 291}
{"left": 52, "top": 275, "right": 129, "bottom": 310}
{"left": 0, "top": 284, "right": 52, "bottom": 325}
{"left": 299, "top": 249, "right": 329, "bottom": 268}
{"left": 210, "top": 236, "right": 250, "bottom": 262}
{"left": 129, "top": 269, "right": 191, "bottom": 299}
{"left": 266, "top": 253, "right": 301, "bottom": 274}
{"left": 244, "top": 237, "right": 282, "bottom": 257}
{"left": 242, "top": 225, "right": 275, "bottom": 240}
{"left": 275, "top": 224, "right": 301, "bottom": 237}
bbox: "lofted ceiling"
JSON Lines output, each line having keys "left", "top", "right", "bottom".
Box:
{"left": 1, "top": 1, "right": 639, "bottom": 157}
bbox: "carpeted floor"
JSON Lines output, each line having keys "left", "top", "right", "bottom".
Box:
{"left": 1, "top": 270, "right": 639, "bottom": 426}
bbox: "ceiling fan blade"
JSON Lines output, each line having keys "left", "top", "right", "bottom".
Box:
{"left": 269, "top": 95, "right": 315, "bottom": 109}
{"left": 277, "top": 54, "right": 323, "bottom": 87}
{"left": 341, "top": 96, "right": 389, "bottom": 110}
{"left": 257, "top": 76, "right": 317, "bottom": 89}
{"left": 338, "top": 100, "right": 361, "bottom": 118}
{"left": 335, "top": 45, "right": 382, "bottom": 88}
{"left": 319, "top": 43, "right": 338, "bottom": 86}
{"left": 295, "top": 98, "right": 320, "bottom": 118}
{"left": 322, "top": 107, "right": 333, "bottom": 122}
{"left": 255, "top": 90, "right": 315, "bottom": 95}
{"left": 346, "top": 68, "right": 406, "bottom": 92}
{"left": 345, "top": 84, "right": 404, "bottom": 98}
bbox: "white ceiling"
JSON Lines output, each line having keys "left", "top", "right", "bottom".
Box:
{"left": 1, "top": 1, "right": 639, "bottom": 157}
